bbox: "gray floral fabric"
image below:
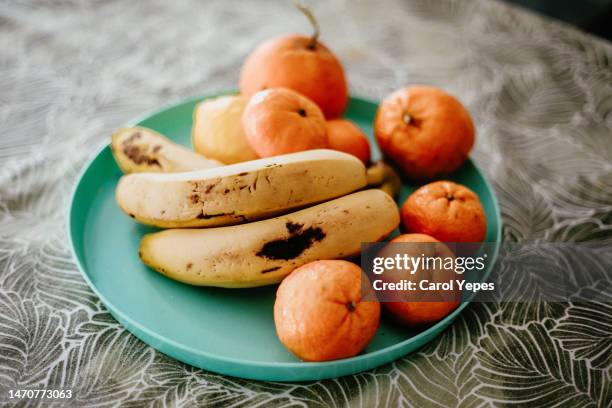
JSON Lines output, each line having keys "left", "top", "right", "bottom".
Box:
{"left": 1, "top": 0, "right": 611, "bottom": 406}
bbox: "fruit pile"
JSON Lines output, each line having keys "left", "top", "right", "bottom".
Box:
{"left": 110, "top": 4, "right": 487, "bottom": 363}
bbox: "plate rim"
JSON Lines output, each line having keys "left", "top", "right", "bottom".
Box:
{"left": 67, "top": 92, "right": 502, "bottom": 381}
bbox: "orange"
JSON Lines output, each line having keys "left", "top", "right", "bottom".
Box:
{"left": 239, "top": 5, "right": 347, "bottom": 119}
{"left": 374, "top": 85, "right": 474, "bottom": 180}
{"left": 401, "top": 181, "right": 486, "bottom": 242}
{"left": 242, "top": 88, "right": 328, "bottom": 158}
{"left": 274, "top": 260, "right": 380, "bottom": 362}
{"left": 326, "top": 119, "right": 371, "bottom": 164}
{"left": 382, "top": 233, "right": 461, "bottom": 327}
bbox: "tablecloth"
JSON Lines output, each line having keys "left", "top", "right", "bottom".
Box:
{"left": 1, "top": 0, "right": 611, "bottom": 406}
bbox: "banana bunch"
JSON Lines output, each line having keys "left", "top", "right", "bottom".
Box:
{"left": 112, "top": 127, "right": 400, "bottom": 287}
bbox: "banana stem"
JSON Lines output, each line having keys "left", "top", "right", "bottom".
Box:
{"left": 293, "top": 1, "right": 320, "bottom": 49}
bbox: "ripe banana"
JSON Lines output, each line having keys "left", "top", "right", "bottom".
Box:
{"left": 116, "top": 149, "right": 367, "bottom": 228}
{"left": 366, "top": 160, "right": 402, "bottom": 197}
{"left": 111, "top": 127, "right": 222, "bottom": 173}
{"left": 139, "top": 189, "right": 399, "bottom": 288}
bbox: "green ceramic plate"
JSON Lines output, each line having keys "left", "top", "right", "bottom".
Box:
{"left": 68, "top": 92, "right": 501, "bottom": 381}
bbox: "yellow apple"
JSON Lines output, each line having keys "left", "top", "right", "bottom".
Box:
{"left": 192, "top": 95, "right": 258, "bottom": 164}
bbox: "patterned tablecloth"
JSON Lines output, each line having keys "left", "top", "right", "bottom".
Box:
{"left": 1, "top": 0, "right": 611, "bottom": 406}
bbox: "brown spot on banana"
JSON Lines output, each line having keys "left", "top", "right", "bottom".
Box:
{"left": 261, "top": 266, "right": 281, "bottom": 274}
{"left": 256, "top": 225, "right": 326, "bottom": 260}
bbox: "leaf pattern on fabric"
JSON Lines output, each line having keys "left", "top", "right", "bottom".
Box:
{"left": 475, "top": 322, "right": 611, "bottom": 407}
{"left": 395, "top": 348, "right": 488, "bottom": 408}
{"left": 46, "top": 325, "right": 154, "bottom": 407}
{"left": 551, "top": 281, "right": 612, "bottom": 371}
{"left": 0, "top": 292, "right": 64, "bottom": 396}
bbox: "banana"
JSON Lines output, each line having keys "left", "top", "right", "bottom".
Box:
{"left": 111, "top": 127, "right": 222, "bottom": 173}
{"left": 116, "top": 149, "right": 367, "bottom": 228}
{"left": 379, "top": 163, "right": 402, "bottom": 197}
{"left": 139, "top": 189, "right": 399, "bottom": 288}
{"left": 366, "top": 161, "right": 386, "bottom": 185}
{"left": 366, "top": 160, "right": 402, "bottom": 197}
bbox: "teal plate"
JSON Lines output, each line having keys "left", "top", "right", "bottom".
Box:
{"left": 68, "top": 92, "right": 502, "bottom": 381}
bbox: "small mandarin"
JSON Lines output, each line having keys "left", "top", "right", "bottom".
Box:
{"left": 374, "top": 86, "right": 474, "bottom": 180}
{"left": 401, "top": 181, "right": 487, "bottom": 243}
{"left": 242, "top": 88, "right": 328, "bottom": 158}
{"left": 382, "top": 233, "right": 461, "bottom": 327}
{"left": 274, "top": 260, "right": 380, "bottom": 362}
{"left": 326, "top": 119, "right": 371, "bottom": 164}
{"left": 239, "top": 4, "right": 348, "bottom": 118}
